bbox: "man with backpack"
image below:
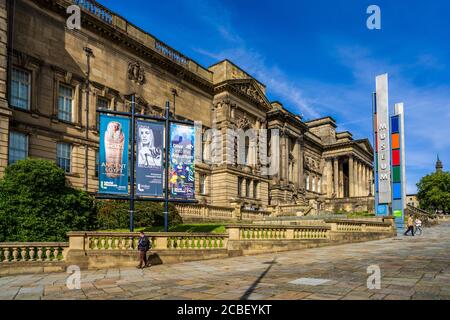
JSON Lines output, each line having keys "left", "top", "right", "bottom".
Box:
{"left": 136, "top": 231, "right": 151, "bottom": 269}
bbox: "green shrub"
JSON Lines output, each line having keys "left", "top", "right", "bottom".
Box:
{"left": 96, "top": 200, "right": 182, "bottom": 230}
{"left": 0, "top": 159, "right": 97, "bottom": 242}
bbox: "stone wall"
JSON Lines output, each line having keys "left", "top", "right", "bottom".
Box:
{"left": 0, "top": 0, "right": 9, "bottom": 177}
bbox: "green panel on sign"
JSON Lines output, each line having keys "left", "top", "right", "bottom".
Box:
{"left": 393, "top": 210, "right": 403, "bottom": 218}
{"left": 392, "top": 166, "right": 401, "bottom": 182}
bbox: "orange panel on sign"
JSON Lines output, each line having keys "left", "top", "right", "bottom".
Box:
{"left": 392, "top": 133, "right": 400, "bottom": 149}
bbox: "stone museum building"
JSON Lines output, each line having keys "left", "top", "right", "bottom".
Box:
{"left": 0, "top": 0, "right": 374, "bottom": 215}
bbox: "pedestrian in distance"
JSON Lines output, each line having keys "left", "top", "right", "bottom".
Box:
{"left": 136, "top": 231, "right": 151, "bottom": 269}
{"left": 404, "top": 214, "right": 415, "bottom": 236}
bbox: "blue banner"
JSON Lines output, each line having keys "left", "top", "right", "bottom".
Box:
{"left": 98, "top": 115, "right": 130, "bottom": 194}
{"left": 169, "top": 123, "right": 195, "bottom": 199}
{"left": 136, "top": 120, "right": 164, "bottom": 197}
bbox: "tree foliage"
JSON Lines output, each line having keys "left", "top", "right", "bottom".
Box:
{"left": 96, "top": 200, "right": 182, "bottom": 230}
{"left": 0, "top": 159, "right": 97, "bottom": 242}
{"left": 416, "top": 171, "right": 450, "bottom": 213}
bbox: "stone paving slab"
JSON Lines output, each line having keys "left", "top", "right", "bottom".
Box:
{"left": 1, "top": 223, "right": 450, "bottom": 300}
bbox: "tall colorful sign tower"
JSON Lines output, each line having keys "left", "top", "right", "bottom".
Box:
{"left": 373, "top": 74, "right": 407, "bottom": 232}
{"left": 373, "top": 74, "right": 392, "bottom": 216}
{"left": 391, "top": 103, "right": 406, "bottom": 231}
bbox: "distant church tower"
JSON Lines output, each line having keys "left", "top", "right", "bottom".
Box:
{"left": 436, "top": 154, "right": 443, "bottom": 173}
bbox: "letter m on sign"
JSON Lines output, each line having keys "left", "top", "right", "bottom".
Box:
{"left": 380, "top": 173, "right": 389, "bottom": 180}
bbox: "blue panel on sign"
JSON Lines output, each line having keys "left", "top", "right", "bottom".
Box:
{"left": 375, "top": 172, "right": 379, "bottom": 192}
{"left": 377, "top": 204, "right": 388, "bottom": 215}
{"left": 392, "top": 199, "right": 403, "bottom": 210}
{"left": 391, "top": 116, "right": 399, "bottom": 133}
{"left": 393, "top": 183, "right": 402, "bottom": 200}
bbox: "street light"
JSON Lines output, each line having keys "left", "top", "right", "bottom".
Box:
{"left": 83, "top": 47, "right": 94, "bottom": 192}
{"left": 171, "top": 88, "right": 178, "bottom": 119}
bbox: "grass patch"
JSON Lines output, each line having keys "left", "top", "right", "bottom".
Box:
{"left": 99, "top": 223, "right": 226, "bottom": 234}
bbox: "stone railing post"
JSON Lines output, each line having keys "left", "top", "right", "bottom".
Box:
{"left": 285, "top": 228, "right": 294, "bottom": 239}
{"left": 154, "top": 236, "right": 168, "bottom": 250}
{"left": 67, "top": 232, "right": 88, "bottom": 250}
{"left": 329, "top": 222, "right": 338, "bottom": 232}
{"left": 202, "top": 205, "right": 208, "bottom": 218}
{"left": 227, "top": 226, "right": 240, "bottom": 241}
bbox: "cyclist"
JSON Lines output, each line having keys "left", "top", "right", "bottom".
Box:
{"left": 415, "top": 217, "right": 423, "bottom": 235}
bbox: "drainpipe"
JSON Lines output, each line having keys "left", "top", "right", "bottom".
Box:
{"left": 83, "top": 47, "right": 94, "bottom": 191}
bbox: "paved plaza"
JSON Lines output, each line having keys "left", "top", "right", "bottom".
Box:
{"left": 1, "top": 223, "right": 450, "bottom": 300}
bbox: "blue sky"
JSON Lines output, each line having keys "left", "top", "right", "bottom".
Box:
{"left": 98, "top": 0, "right": 450, "bottom": 193}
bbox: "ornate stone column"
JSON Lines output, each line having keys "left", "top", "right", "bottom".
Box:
{"left": 355, "top": 159, "right": 360, "bottom": 197}
{"left": 363, "top": 165, "right": 368, "bottom": 196}
{"left": 280, "top": 130, "right": 286, "bottom": 182}
{"left": 338, "top": 160, "right": 344, "bottom": 198}
{"left": 333, "top": 157, "right": 339, "bottom": 197}
{"left": 284, "top": 135, "right": 289, "bottom": 184}
{"left": 297, "top": 137, "right": 305, "bottom": 190}
{"left": 325, "top": 159, "right": 333, "bottom": 198}
{"left": 348, "top": 155, "right": 354, "bottom": 197}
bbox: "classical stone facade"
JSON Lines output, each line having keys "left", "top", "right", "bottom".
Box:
{"left": 0, "top": 0, "right": 374, "bottom": 213}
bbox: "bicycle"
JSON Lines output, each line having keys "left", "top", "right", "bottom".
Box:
{"left": 415, "top": 225, "right": 423, "bottom": 236}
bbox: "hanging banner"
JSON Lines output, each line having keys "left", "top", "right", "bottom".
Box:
{"left": 99, "top": 115, "right": 130, "bottom": 194}
{"left": 169, "top": 123, "right": 195, "bottom": 199}
{"left": 136, "top": 120, "right": 164, "bottom": 197}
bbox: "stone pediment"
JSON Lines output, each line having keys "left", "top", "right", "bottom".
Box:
{"left": 356, "top": 139, "right": 374, "bottom": 155}
{"left": 214, "top": 79, "right": 272, "bottom": 111}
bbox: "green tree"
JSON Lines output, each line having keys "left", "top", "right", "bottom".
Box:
{"left": 0, "top": 159, "right": 97, "bottom": 242}
{"left": 96, "top": 200, "right": 181, "bottom": 230}
{"left": 416, "top": 171, "right": 450, "bottom": 213}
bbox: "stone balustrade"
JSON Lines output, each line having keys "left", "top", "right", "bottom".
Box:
{"left": 0, "top": 242, "right": 68, "bottom": 263}
{"left": 227, "top": 224, "right": 331, "bottom": 241}
{"left": 175, "top": 203, "right": 235, "bottom": 221}
{"left": 0, "top": 217, "right": 397, "bottom": 275}
{"left": 66, "top": 232, "right": 228, "bottom": 251}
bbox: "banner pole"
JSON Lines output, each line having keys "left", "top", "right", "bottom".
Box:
{"left": 130, "top": 94, "right": 136, "bottom": 232}
{"left": 164, "top": 101, "right": 170, "bottom": 232}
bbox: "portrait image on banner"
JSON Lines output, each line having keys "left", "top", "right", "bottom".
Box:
{"left": 169, "top": 123, "right": 195, "bottom": 199}
{"left": 136, "top": 120, "right": 164, "bottom": 196}
{"left": 99, "top": 115, "right": 130, "bottom": 194}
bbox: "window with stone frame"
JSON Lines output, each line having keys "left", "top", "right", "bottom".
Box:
{"left": 318, "top": 177, "right": 322, "bottom": 193}
{"left": 238, "top": 177, "right": 243, "bottom": 197}
{"left": 95, "top": 149, "right": 99, "bottom": 178}
{"left": 57, "top": 142, "right": 72, "bottom": 173}
{"left": 8, "top": 131, "right": 28, "bottom": 164}
{"left": 246, "top": 179, "right": 251, "bottom": 198}
{"left": 306, "top": 175, "right": 310, "bottom": 191}
{"left": 58, "top": 84, "right": 74, "bottom": 122}
{"left": 96, "top": 96, "right": 110, "bottom": 130}
{"left": 199, "top": 173, "right": 207, "bottom": 195}
{"left": 10, "top": 67, "right": 31, "bottom": 110}
{"left": 253, "top": 181, "right": 258, "bottom": 199}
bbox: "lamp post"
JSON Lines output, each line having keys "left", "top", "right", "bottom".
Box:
{"left": 171, "top": 88, "right": 178, "bottom": 119}
{"left": 83, "top": 47, "right": 94, "bottom": 192}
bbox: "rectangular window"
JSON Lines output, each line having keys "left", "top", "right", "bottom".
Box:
{"left": 57, "top": 142, "right": 71, "bottom": 173}
{"left": 95, "top": 150, "right": 99, "bottom": 178}
{"left": 238, "top": 177, "right": 243, "bottom": 197}
{"left": 253, "top": 181, "right": 258, "bottom": 199}
{"left": 10, "top": 67, "right": 31, "bottom": 110}
{"left": 58, "top": 84, "right": 73, "bottom": 122}
{"left": 96, "top": 97, "right": 110, "bottom": 130}
{"left": 8, "top": 131, "right": 28, "bottom": 164}
{"left": 199, "top": 174, "right": 207, "bottom": 195}
{"left": 246, "top": 179, "right": 251, "bottom": 198}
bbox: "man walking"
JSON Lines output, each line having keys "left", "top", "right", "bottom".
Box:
{"left": 404, "top": 214, "right": 415, "bottom": 236}
{"left": 137, "top": 231, "right": 151, "bottom": 269}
